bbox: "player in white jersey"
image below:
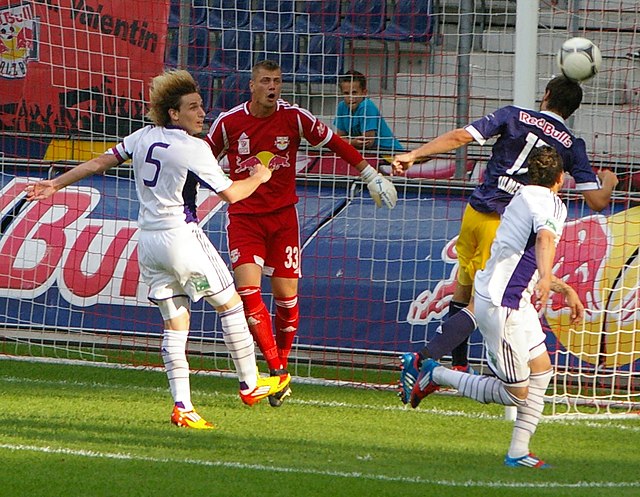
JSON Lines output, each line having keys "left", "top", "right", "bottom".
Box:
{"left": 409, "top": 147, "right": 585, "bottom": 469}
{"left": 24, "top": 69, "right": 291, "bottom": 429}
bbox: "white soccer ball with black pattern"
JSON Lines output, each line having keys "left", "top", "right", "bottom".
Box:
{"left": 557, "top": 37, "right": 602, "bottom": 82}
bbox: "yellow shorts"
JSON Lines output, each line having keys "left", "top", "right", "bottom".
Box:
{"left": 455, "top": 204, "right": 501, "bottom": 287}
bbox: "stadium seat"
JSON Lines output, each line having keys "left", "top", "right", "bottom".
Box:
{"left": 168, "top": 0, "right": 207, "bottom": 27}
{"left": 165, "top": 26, "right": 210, "bottom": 70}
{"left": 368, "top": 1, "right": 434, "bottom": 90}
{"left": 372, "top": 0, "right": 433, "bottom": 42}
{"left": 206, "top": 0, "right": 250, "bottom": 30}
{"left": 193, "top": 72, "right": 216, "bottom": 113}
{"left": 335, "top": 0, "right": 386, "bottom": 38}
{"left": 251, "top": 0, "right": 295, "bottom": 32}
{"left": 206, "top": 72, "right": 253, "bottom": 122}
{"left": 296, "top": 34, "right": 344, "bottom": 84}
{"left": 254, "top": 32, "right": 296, "bottom": 81}
{"left": 294, "top": 0, "right": 341, "bottom": 34}
{"left": 209, "top": 29, "right": 253, "bottom": 74}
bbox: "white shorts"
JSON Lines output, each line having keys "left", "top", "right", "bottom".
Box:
{"left": 137, "top": 223, "right": 236, "bottom": 307}
{"left": 474, "top": 292, "right": 547, "bottom": 387}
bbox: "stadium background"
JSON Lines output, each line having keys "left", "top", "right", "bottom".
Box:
{"left": 0, "top": 0, "right": 638, "bottom": 414}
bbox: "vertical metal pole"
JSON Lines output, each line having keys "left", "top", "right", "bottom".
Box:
{"left": 455, "top": 0, "right": 474, "bottom": 179}
{"left": 505, "top": 0, "right": 540, "bottom": 423}
{"left": 513, "top": 0, "right": 539, "bottom": 109}
{"left": 565, "top": 0, "right": 582, "bottom": 129}
{"left": 177, "top": 1, "right": 190, "bottom": 67}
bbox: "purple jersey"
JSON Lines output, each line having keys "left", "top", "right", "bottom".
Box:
{"left": 465, "top": 106, "right": 600, "bottom": 214}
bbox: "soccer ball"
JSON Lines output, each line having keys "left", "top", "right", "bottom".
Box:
{"left": 556, "top": 37, "right": 602, "bottom": 82}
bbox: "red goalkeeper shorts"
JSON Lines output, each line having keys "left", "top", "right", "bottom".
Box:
{"left": 227, "top": 205, "right": 301, "bottom": 278}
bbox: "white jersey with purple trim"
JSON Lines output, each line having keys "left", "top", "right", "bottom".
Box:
{"left": 108, "top": 125, "right": 232, "bottom": 231}
{"left": 474, "top": 185, "right": 567, "bottom": 310}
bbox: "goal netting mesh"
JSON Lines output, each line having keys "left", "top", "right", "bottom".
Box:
{"left": 0, "top": 0, "right": 638, "bottom": 416}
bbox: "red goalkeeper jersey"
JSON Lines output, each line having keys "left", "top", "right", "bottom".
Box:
{"left": 206, "top": 99, "right": 335, "bottom": 215}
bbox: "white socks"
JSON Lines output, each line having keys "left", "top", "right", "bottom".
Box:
{"left": 219, "top": 302, "right": 258, "bottom": 391}
{"left": 161, "top": 330, "right": 192, "bottom": 411}
{"left": 508, "top": 368, "right": 553, "bottom": 458}
{"left": 433, "top": 366, "right": 524, "bottom": 406}
{"left": 432, "top": 363, "right": 553, "bottom": 459}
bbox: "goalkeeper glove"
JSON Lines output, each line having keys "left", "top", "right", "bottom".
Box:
{"left": 359, "top": 165, "right": 398, "bottom": 209}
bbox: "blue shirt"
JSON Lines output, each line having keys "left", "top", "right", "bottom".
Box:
{"left": 464, "top": 106, "right": 599, "bottom": 215}
{"left": 334, "top": 98, "right": 405, "bottom": 152}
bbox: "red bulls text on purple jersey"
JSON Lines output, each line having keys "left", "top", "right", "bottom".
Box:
{"left": 464, "top": 106, "right": 599, "bottom": 214}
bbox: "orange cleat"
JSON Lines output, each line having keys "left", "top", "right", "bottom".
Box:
{"left": 171, "top": 406, "right": 216, "bottom": 429}
{"left": 240, "top": 370, "right": 291, "bottom": 406}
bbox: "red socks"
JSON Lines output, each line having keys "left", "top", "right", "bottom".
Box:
{"left": 237, "top": 286, "right": 280, "bottom": 370}
{"left": 275, "top": 295, "right": 299, "bottom": 369}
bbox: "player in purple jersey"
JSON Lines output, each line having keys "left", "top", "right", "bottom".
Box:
{"left": 392, "top": 76, "right": 617, "bottom": 403}
{"left": 410, "top": 146, "right": 585, "bottom": 468}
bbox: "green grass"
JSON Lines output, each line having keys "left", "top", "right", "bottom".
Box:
{"left": 0, "top": 341, "right": 401, "bottom": 386}
{"left": 1, "top": 358, "right": 639, "bottom": 497}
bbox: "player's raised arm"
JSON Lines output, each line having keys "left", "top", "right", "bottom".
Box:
{"left": 391, "top": 128, "right": 474, "bottom": 176}
{"left": 25, "top": 153, "right": 120, "bottom": 201}
{"left": 580, "top": 169, "right": 618, "bottom": 212}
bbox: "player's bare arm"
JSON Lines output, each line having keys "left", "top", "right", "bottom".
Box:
{"left": 391, "top": 128, "right": 474, "bottom": 176}
{"left": 534, "top": 229, "right": 558, "bottom": 309}
{"left": 25, "top": 153, "right": 120, "bottom": 201}
{"left": 217, "top": 163, "right": 272, "bottom": 204}
{"left": 550, "top": 276, "right": 585, "bottom": 324}
{"left": 580, "top": 169, "right": 619, "bottom": 212}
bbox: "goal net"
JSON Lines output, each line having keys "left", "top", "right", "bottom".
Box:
{"left": 0, "top": 0, "right": 638, "bottom": 415}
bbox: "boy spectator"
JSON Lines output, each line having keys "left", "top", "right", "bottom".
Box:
{"left": 334, "top": 70, "right": 405, "bottom": 153}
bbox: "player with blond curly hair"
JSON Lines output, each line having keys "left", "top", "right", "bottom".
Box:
{"left": 25, "top": 69, "right": 290, "bottom": 428}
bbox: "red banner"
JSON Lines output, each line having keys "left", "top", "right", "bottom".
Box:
{"left": 0, "top": 0, "right": 169, "bottom": 136}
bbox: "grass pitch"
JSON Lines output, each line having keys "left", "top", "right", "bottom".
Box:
{"left": 1, "top": 358, "right": 638, "bottom": 497}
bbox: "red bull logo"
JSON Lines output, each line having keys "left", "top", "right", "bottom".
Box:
{"left": 234, "top": 155, "right": 263, "bottom": 174}
{"left": 408, "top": 208, "right": 640, "bottom": 368}
{"left": 518, "top": 110, "right": 573, "bottom": 148}
{"left": 0, "top": 178, "right": 224, "bottom": 307}
{"left": 234, "top": 151, "right": 291, "bottom": 174}
{"left": 407, "top": 236, "right": 458, "bottom": 323}
{"left": 275, "top": 136, "right": 289, "bottom": 151}
{"left": 0, "top": 3, "right": 35, "bottom": 78}
{"left": 547, "top": 207, "right": 640, "bottom": 368}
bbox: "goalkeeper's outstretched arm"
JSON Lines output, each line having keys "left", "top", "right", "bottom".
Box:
{"left": 326, "top": 133, "right": 398, "bottom": 209}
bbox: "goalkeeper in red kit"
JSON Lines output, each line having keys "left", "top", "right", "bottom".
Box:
{"left": 206, "top": 60, "right": 397, "bottom": 406}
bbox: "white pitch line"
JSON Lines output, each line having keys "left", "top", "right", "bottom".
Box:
{"left": 2, "top": 375, "right": 640, "bottom": 428}
{"left": 1, "top": 443, "right": 638, "bottom": 489}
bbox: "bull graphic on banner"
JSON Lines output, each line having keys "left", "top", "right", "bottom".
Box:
{"left": 1, "top": 176, "right": 638, "bottom": 369}
{"left": 0, "top": 2, "right": 35, "bottom": 79}
{"left": 0, "top": 0, "right": 167, "bottom": 136}
{"left": 408, "top": 206, "right": 640, "bottom": 369}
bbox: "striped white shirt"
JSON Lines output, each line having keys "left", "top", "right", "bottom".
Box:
{"left": 109, "top": 125, "right": 232, "bottom": 231}
{"left": 474, "top": 185, "right": 567, "bottom": 309}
